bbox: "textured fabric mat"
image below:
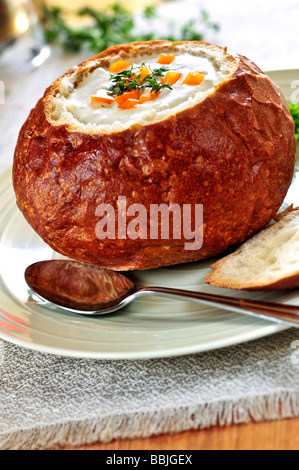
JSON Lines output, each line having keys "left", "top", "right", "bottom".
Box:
{"left": 1, "top": 329, "right": 299, "bottom": 450}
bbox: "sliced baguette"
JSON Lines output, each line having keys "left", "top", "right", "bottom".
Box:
{"left": 205, "top": 207, "right": 299, "bottom": 290}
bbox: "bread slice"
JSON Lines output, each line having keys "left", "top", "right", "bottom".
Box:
{"left": 205, "top": 207, "right": 299, "bottom": 290}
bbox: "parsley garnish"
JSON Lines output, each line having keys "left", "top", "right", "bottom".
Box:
{"left": 108, "top": 65, "right": 172, "bottom": 96}
{"left": 290, "top": 103, "right": 299, "bottom": 142}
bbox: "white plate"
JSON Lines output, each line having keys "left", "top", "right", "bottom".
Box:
{"left": 0, "top": 69, "right": 298, "bottom": 360}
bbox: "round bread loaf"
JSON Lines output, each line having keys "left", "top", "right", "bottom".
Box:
{"left": 13, "top": 41, "right": 296, "bottom": 270}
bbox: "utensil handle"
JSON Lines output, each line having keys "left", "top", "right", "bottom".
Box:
{"left": 136, "top": 287, "right": 299, "bottom": 327}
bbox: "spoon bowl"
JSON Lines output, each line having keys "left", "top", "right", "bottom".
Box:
{"left": 25, "top": 260, "right": 136, "bottom": 313}
{"left": 25, "top": 260, "right": 299, "bottom": 327}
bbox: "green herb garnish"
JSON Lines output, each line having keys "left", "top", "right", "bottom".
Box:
{"left": 290, "top": 103, "right": 299, "bottom": 142}
{"left": 42, "top": 3, "right": 220, "bottom": 53}
{"left": 108, "top": 65, "right": 172, "bottom": 96}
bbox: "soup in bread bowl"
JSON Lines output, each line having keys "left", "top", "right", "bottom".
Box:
{"left": 13, "top": 41, "right": 296, "bottom": 270}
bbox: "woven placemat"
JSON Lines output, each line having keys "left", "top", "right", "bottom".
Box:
{"left": 0, "top": 329, "right": 299, "bottom": 450}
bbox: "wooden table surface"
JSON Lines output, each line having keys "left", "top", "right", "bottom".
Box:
{"left": 59, "top": 417, "right": 299, "bottom": 450}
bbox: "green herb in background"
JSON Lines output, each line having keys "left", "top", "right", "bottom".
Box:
{"left": 290, "top": 103, "right": 299, "bottom": 142}
{"left": 42, "top": 2, "right": 220, "bottom": 53}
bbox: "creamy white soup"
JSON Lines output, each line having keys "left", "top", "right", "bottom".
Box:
{"left": 49, "top": 45, "right": 236, "bottom": 133}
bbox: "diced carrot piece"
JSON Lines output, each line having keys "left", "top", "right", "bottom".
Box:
{"left": 91, "top": 93, "right": 115, "bottom": 106}
{"left": 182, "top": 71, "right": 205, "bottom": 86}
{"left": 161, "top": 72, "right": 182, "bottom": 86}
{"left": 134, "top": 65, "right": 151, "bottom": 83}
{"left": 139, "top": 90, "right": 160, "bottom": 103}
{"left": 115, "top": 89, "right": 140, "bottom": 106}
{"left": 139, "top": 65, "right": 151, "bottom": 81}
{"left": 157, "top": 54, "right": 176, "bottom": 65}
{"left": 118, "top": 99, "right": 140, "bottom": 109}
{"left": 109, "top": 60, "right": 132, "bottom": 74}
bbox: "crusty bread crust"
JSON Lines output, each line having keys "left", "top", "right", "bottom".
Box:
{"left": 13, "top": 41, "right": 296, "bottom": 270}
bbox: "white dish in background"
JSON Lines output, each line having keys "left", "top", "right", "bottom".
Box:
{"left": 0, "top": 69, "right": 298, "bottom": 359}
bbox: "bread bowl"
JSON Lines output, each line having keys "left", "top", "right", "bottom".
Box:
{"left": 13, "top": 40, "right": 296, "bottom": 271}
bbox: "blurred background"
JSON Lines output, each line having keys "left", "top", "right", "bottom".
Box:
{"left": 0, "top": 0, "right": 299, "bottom": 171}
{"left": 1, "top": 0, "right": 299, "bottom": 78}
{"left": 33, "top": 0, "right": 158, "bottom": 12}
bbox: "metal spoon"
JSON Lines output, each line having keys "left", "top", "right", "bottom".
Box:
{"left": 25, "top": 260, "right": 299, "bottom": 327}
